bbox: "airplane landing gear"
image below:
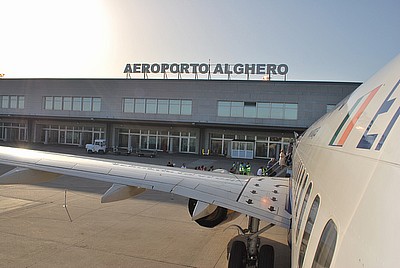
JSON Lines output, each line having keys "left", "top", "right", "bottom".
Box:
{"left": 227, "top": 217, "right": 275, "bottom": 268}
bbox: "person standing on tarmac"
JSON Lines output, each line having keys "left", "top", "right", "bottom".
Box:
{"left": 239, "top": 162, "right": 244, "bottom": 175}
{"left": 245, "top": 162, "right": 251, "bottom": 175}
{"left": 257, "top": 166, "right": 263, "bottom": 176}
{"left": 279, "top": 149, "right": 286, "bottom": 169}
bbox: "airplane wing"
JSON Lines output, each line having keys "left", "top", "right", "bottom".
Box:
{"left": 0, "top": 146, "right": 290, "bottom": 228}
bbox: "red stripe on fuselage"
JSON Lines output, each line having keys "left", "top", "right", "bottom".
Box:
{"left": 337, "top": 85, "right": 381, "bottom": 146}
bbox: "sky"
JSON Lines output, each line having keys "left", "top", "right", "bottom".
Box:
{"left": 0, "top": 0, "right": 399, "bottom": 82}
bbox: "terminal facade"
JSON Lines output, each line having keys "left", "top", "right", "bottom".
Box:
{"left": 0, "top": 78, "right": 360, "bottom": 159}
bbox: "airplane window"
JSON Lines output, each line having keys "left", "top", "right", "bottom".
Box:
{"left": 312, "top": 219, "right": 338, "bottom": 268}
{"left": 295, "top": 163, "right": 302, "bottom": 181}
{"left": 298, "top": 195, "right": 320, "bottom": 268}
{"left": 296, "top": 182, "right": 312, "bottom": 241}
{"left": 294, "top": 169, "right": 305, "bottom": 203}
{"left": 295, "top": 174, "right": 309, "bottom": 218}
{"left": 296, "top": 166, "right": 304, "bottom": 189}
{"left": 297, "top": 163, "right": 302, "bottom": 176}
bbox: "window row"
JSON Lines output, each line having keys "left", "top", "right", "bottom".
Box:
{"left": 0, "top": 95, "right": 25, "bottom": 109}
{"left": 0, "top": 122, "right": 27, "bottom": 141}
{"left": 209, "top": 133, "right": 292, "bottom": 159}
{"left": 117, "top": 128, "right": 197, "bottom": 153}
{"left": 293, "top": 162, "right": 338, "bottom": 268}
{"left": 217, "top": 101, "right": 297, "bottom": 120}
{"left": 44, "top": 96, "right": 101, "bottom": 112}
{"left": 39, "top": 124, "right": 105, "bottom": 146}
{"left": 123, "top": 98, "right": 192, "bottom": 115}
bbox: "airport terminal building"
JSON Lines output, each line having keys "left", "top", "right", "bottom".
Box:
{"left": 0, "top": 77, "right": 360, "bottom": 159}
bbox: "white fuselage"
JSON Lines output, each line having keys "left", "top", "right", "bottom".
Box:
{"left": 290, "top": 54, "right": 400, "bottom": 267}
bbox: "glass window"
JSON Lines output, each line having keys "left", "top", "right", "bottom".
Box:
{"left": 140, "top": 135, "right": 148, "bottom": 149}
{"left": 266, "top": 143, "right": 276, "bottom": 158}
{"left": 18, "top": 96, "right": 25, "bottom": 109}
{"left": 218, "top": 101, "right": 231, "bottom": 117}
{"left": 73, "top": 97, "right": 82, "bottom": 111}
{"left": 231, "top": 101, "right": 244, "bottom": 117}
{"left": 181, "top": 138, "right": 189, "bottom": 152}
{"left": 270, "top": 136, "right": 281, "bottom": 142}
{"left": 124, "top": 98, "right": 134, "bottom": 113}
{"left": 257, "top": 102, "right": 270, "bottom": 118}
{"left": 10, "top": 96, "right": 18, "bottom": 109}
{"left": 255, "top": 142, "right": 268, "bottom": 158}
{"left": 82, "top": 97, "right": 92, "bottom": 111}
{"left": 299, "top": 195, "right": 320, "bottom": 268}
{"left": 169, "top": 100, "right": 181, "bottom": 115}
{"left": 63, "top": 97, "right": 72, "bottom": 110}
{"left": 148, "top": 136, "right": 157, "bottom": 149}
{"left": 44, "top": 96, "right": 53, "bottom": 110}
{"left": 210, "top": 133, "right": 222, "bottom": 139}
{"left": 312, "top": 220, "right": 338, "bottom": 268}
{"left": 244, "top": 102, "right": 257, "bottom": 118}
{"left": 146, "top": 99, "right": 157, "bottom": 114}
{"left": 189, "top": 138, "right": 196, "bottom": 152}
{"left": 181, "top": 100, "right": 192, "bottom": 115}
{"left": 157, "top": 99, "right": 169, "bottom": 114}
{"left": 271, "top": 103, "right": 284, "bottom": 119}
{"left": 295, "top": 173, "right": 308, "bottom": 211}
{"left": 296, "top": 182, "right": 313, "bottom": 240}
{"left": 92, "top": 97, "right": 101, "bottom": 111}
{"left": 3, "top": 96, "right": 10, "bottom": 108}
{"left": 224, "top": 134, "right": 235, "bottom": 139}
{"left": 285, "top": 103, "right": 298, "bottom": 120}
{"left": 256, "top": 135, "right": 268, "bottom": 141}
{"left": 53, "top": 96, "right": 62, "bottom": 110}
{"left": 135, "top": 99, "right": 145, "bottom": 113}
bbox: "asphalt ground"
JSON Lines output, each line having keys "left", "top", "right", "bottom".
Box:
{"left": 0, "top": 143, "right": 290, "bottom": 268}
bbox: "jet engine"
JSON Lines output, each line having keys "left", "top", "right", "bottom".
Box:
{"left": 188, "top": 198, "right": 240, "bottom": 228}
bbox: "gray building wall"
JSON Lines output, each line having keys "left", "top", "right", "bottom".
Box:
{"left": 0, "top": 78, "right": 360, "bottom": 158}
{"left": 0, "top": 78, "right": 360, "bottom": 130}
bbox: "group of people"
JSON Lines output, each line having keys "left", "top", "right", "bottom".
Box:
{"left": 256, "top": 149, "right": 292, "bottom": 176}
{"left": 167, "top": 161, "right": 214, "bottom": 172}
{"left": 256, "top": 157, "right": 277, "bottom": 176}
{"left": 194, "top": 165, "right": 214, "bottom": 171}
{"left": 166, "top": 147, "right": 292, "bottom": 177}
{"left": 230, "top": 162, "right": 252, "bottom": 175}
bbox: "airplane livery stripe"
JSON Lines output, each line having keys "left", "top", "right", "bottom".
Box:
{"left": 329, "top": 97, "right": 363, "bottom": 146}
{"left": 336, "top": 85, "right": 381, "bottom": 146}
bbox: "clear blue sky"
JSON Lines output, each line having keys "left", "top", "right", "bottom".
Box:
{"left": 1, "top": 0, "right": 399, "bottom": 82}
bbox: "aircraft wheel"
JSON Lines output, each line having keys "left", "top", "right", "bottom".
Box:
{"left": 258, "top": 245, "right": 274, "bottom": 268}
{"left": 228, "top": 241, "right": 247, "bottom": 268}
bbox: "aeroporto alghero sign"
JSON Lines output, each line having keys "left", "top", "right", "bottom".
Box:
{"left": 123, "top": 62, "right": 288, "bottom": 79}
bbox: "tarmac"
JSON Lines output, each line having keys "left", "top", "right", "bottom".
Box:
{"left": 0, "top": 143, "right": 290, "bottom": 268}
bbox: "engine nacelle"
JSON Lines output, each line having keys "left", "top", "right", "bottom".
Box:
{"left": 188, "top": 198, "right": 240, "bottom": 228}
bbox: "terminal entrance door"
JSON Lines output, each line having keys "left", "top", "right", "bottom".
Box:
{"left": 231, "top": 141, "right": 254, "bottom": 159}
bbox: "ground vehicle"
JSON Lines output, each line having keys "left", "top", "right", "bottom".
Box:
{"left": 112, "top": 146, "right": 133, "bottom": 155}
{"left": 85, "top": 139, "right": 108, "bottom": 154}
